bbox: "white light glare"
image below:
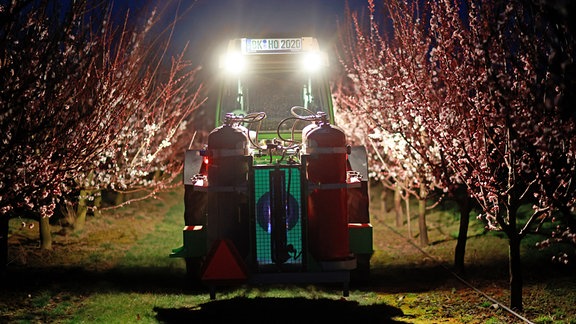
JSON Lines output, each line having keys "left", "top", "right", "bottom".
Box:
{"left": 302, "top": 52, "right": 324, "bottom": 72}
{"left": 222, "top": 51, "right": 245, "bottom": 74}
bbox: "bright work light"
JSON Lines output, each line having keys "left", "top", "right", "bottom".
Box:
{"left": 220, "top": 51, "right": 245, "bottom": 74}
{"left": 301, "top": 51, "right": 327, "bottom": 72}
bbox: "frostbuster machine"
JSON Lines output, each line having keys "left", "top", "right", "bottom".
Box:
{"left": 170, "top": 37, "right": 373, "bottom": 299}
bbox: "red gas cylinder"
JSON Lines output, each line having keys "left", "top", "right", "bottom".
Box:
{"left": 207, "top": 123, "right": 249, "bottom": 185}
{"left": 303, "top": 118, "right": 349, "bottom": 261}
{"left": 205, "top": 121, "right": 250, "bottom": 258}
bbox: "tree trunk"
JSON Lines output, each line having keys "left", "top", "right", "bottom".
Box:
{"left": 394, "top": 185, "right": 402, "bottom": 227}
{"left": 39, "top": 216, "right": 52, "bottom": 250}
{"left": 509, "top": 234, "right": 523, "bottom": 311}
{"left": 505, "top": 206, "right": 523, "bottom": 311}
{"left": 0, "top": 216, "right": 8, "bottom": 275}
{"left": 454, "top": 194, "right": 472, "bottom": 273}
{"left": 74, "top": 188, "right": 90, "bottom": 232}
{"left": 114, "top": 191, "right": 124, "bottom": 206}
{"left": 93, "top": 190, "right": 102, "bottom": 218}
{"left": 405, "top": 194, "right": 412, "bottom": 238}
{"left": 380, "top": 188, "right": 387, "bottom": 215}
{"left": 418, "top": 183, "right": 428, "bottom": 246}
{"left": 76, "top": 172, "right": 94, "bottom": 230}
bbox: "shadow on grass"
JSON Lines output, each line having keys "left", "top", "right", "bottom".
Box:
{"left": 4, "top": 255, "right": 573, "bottom": 296}
{"left": 153, "top": 296, "right": 408, "bottom": 323}
{"left": 3, "top": 265, "right": 199, "bottom": 295}
{"left": 4, "top": 263, "right": 462, "bottom": 295}
{"left": 2, "top": 259, "right": 504, "bottom": 293}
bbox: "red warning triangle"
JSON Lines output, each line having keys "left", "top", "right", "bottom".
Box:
{"left": 201, "top": 239, "right": 248, "bottom": 282}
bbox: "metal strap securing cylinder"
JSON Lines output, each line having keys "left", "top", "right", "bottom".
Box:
{"left": 304, "top": 146, "right": 348, "bottom": 154}
{"left": 308, "top": 182, "right": 361, "bottom": 190}
{"left": 207, "top": 148, "right": 247, "bottom": 157}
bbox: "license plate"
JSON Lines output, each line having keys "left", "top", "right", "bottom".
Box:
{"left": 245, "top": 38, "right": 302, "bottom": 53}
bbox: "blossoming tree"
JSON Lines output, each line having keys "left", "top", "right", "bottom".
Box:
{"left": 0, "top": 0, "right": 205, "bottom": 270}
{"left": 336, "top": 0, "right": 576, "bottom": 311}
{"left": 71, "top": 4, "right": 205, "bottom": 231}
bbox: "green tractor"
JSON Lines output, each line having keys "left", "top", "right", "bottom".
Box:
{"left": 171, "top": 37, "right": 373, "bottom": 299}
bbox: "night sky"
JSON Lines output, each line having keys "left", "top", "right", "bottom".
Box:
{"left": 100, "top": 0, "right": 371, "bottom": 126}
{"left": 114, "top": 0, "right": 369, "bottom": 67}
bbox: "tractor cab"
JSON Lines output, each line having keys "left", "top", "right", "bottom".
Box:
{"left": 171, "top": 37, "right": 373, "bottom": 299}
{"left": 217, "top": 37, "right": 334, "bottom": 141}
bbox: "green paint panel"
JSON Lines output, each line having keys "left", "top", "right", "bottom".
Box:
{"left": 253, "top": 166, "right": 303, "bottom": 268}
{"left": 349, "top": 225, "right": 373, "bottom": 254}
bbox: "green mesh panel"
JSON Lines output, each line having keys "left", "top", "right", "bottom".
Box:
{"left": 253, "top": 166, "right": 303, "bottom": 268}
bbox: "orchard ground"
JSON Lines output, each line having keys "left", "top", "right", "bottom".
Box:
{"left": 3, "top": 185, "right": 576, "bottom": 323}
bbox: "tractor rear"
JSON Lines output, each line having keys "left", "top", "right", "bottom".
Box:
{"left": 170, "top": 37, "right": 373, "bottom": 299}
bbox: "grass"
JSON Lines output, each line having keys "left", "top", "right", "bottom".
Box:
{"left": 4, "top": 185, "right": 576, "bottom": 323}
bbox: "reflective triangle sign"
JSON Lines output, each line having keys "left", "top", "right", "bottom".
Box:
{"left": 201, "top": 239, "right": 248, "bottom": 282}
